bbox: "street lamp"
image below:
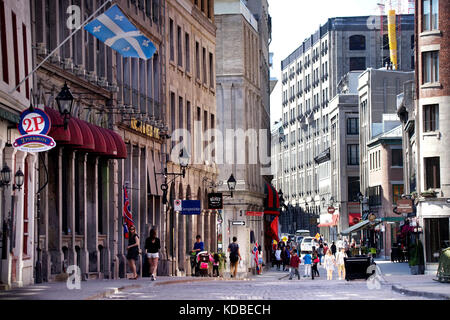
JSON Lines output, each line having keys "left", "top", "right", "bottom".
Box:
{"left": 227, "top": 174, "right": 236, "bottom": 198}
{"left": 0, "top": 165, "right": 24, "bottom": 190}
{"left": 0, "top": 164, "right": 11, "bottom": 187}
{"left": 179, "top": 148, "right": 189, "bottom": 178}
{"left": 55, "top": 82, "right": 74, "bottom": 130}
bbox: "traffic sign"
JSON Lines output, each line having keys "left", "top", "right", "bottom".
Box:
{"left": 174, "top": 199, "right": 182, "bottom": 211}
{"left": 327, "top": 206, "right": 335, "bottom": 214}
{"left": 231, "top": 221, "right": 245, "bottom": 226}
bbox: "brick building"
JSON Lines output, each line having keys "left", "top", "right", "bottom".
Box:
{"left": 414, "top": 0, "right": 450, "bottom": 273}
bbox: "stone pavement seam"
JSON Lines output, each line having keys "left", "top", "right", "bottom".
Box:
{"left": 85, "top": 284, "right": 142, "bottom": 300}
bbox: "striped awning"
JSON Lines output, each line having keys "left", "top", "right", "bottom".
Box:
{"left": 264, "top": 183, "right": 280, "bottom": 216}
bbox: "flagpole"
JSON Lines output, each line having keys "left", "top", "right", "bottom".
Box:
{"left": 9, "top": 0, "right": 113, "bottom": 94}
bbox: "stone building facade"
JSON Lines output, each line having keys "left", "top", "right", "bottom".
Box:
{"left": 0, "top": 0, "right": 36, "bottom": 289}
{"left": 276, "top": 15, "right": 414, "bottom": 240}
{"left": 413, "top": 0, "right": 450, "bottom": 273}
{"left": 29, "top": 0, "right": 168, "bottom": 282}
{"left": 215, "top": 0, "right": 272, "bottom": 274}
{"left": 164, "top": 0, "right": 218, "bottom": 276}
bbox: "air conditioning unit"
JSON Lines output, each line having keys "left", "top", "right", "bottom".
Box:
{"left": 36, "top": 42, "right": 48, "bottom": 56}
{"left": 63, "top": 58, "right": 74, "bottom": 71}
{"left": 50, "top": 54, "right": 61, "bottom": 64}
{"left": 74, "top": 65, "right": 86, "bottom": 77}
{"left": 97, "top": 77, "right": 108, "bottom": 88}
{"left": 87, "top": 71, "right": 97, "bottom": 83}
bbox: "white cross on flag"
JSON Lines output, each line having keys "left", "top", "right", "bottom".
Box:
{"left": 84, "top": 4, "right": 156, "bottom": 60}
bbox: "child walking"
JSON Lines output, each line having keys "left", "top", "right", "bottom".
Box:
{"left": 302, "top": 252, "right": 312, "bottom": 278}
{"left": 289, "top": 249, "right": 301, "bottom": 280}
{"left": 211, "top": 253, "right": 220, "bottom": 277}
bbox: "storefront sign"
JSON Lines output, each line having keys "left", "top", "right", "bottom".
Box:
{"left": 246, "top": 211, "right": 264, "bottom": 217}
{"left": 179, "top": 200, "right": 201, "bottom": 215}
{"left": 396, "top": 199, "right": 413, "bottom": 214}
{"left": 208, "top": 193, "right": 223, "bottom": 209}
{"left": 14, "top": 108, "right": 56, "bottom": 153}
{"left": 130, "top": 118, "right": 160, "bottom": 140}
{"left": 13, "top": 134, "right": 56, "bottom": 152}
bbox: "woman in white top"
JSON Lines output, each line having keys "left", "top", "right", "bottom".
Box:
{"left": 335, "top": 247, "right": 348, "bottom": 280}
{"left": 275, "top": 247, "right": 282, "bottom": 270}
{"left": 323, "top": 250, "right": 336, "bottom": 280}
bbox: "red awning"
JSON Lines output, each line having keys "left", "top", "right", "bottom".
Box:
{"left": 45, "top": 107, "right": 71, "bottom": 143}
{"left": 72, "top": 118, "right": 95, "bottom": 152}
{"left": 87, "top": 123, "right": 107, "bottom": 155}
{"left": 45, "top": 107, "right": 126, "bottom": 159}
{"left": 318, "top": 214, "right": 339, "bottom": 228}
{"left": 108, "top": 130, "right": 127, "bottom": 159}
{"left": 264, "top": 183, "right": 280, "bottom": 215}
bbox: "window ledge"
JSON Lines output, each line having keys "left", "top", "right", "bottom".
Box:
{"left": 177, "top": 64, "right": 184, "bottom": 73}
{"left": 421, "top": 82, "right": 442, "bottom": 89}
{"left": 420, "top": 30, "right": 442, "bottom": 38}
{"left": 423, "top": 131, "right": 440, "bottom": 138}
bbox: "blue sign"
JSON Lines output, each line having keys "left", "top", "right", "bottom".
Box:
{"left": 13, "top": 134, "right": 56, "bottom": 152}
{"left": 181, "top": 200, "right": 201, "bottom": 215}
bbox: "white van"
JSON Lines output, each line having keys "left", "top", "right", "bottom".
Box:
{"left": 300, "top": 237, "right": 319, "bottom": 253}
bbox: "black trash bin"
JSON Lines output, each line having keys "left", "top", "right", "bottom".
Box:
{"left": 344, "top": 256, "right": 373, "bottom": 281}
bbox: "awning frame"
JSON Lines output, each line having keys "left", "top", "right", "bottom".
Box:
{"left": 340, "top": 219, "right": 382, "bottom": 235}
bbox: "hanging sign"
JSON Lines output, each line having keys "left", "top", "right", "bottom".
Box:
{"left": 14, "top": 108, "right": 56, "bottom": 152}
{"left": 180, "top": 200, "right": 201, "bottom": 215}
{"left": 208, "top": 193, "right": 223, "bottom": 209}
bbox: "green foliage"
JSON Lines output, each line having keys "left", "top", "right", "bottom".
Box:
{"left": 208, "top": 252, "right": 227, "bottom": 270}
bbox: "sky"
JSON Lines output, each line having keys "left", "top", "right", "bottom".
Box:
{"left": 267, "top": 0, "right": 411, "bottom": 129}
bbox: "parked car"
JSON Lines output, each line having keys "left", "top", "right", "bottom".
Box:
{"left": 300, "top": 237, "right": 319, "bottom": 253}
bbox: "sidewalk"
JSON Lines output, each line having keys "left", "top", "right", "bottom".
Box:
{"left": 0, "top": 276, "right": 221, "bottom": 300}
{"left": 375, "top": 259, "right": 450, "bottom": 300}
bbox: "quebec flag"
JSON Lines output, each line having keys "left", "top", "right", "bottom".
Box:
{"left": 84, "top": 4, "right": 156, "bottom": 60}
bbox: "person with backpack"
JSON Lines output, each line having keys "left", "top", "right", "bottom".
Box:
{"left": 228, "top": 237, "right": 241, "bottom": 278}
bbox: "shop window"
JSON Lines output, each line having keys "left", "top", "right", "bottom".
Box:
{"left": 391, "top": 149, "right": 403, "bottom": 167}
{"left": 424, "top": 157, "right": 440, "bottom": 189}
{"left": 425, "top": 218, "right": 449, "bottom": 263}
{"left": 423, "top": 104, "right": 439, "bottom": 132}
{"left": 368, "top": 185, "right": 382, "bottom": 206}
{"left": 349, "top": 35, "right": 366, "bottom": 51}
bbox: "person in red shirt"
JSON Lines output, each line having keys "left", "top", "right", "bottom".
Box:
{"left": 289, "top": 249, "right": 301, "bottom": 280}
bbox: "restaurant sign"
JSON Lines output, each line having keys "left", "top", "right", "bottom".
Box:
{"left": 130, "top": 118, "right": 160, "bottom": 140}
{"left": 14, "top": 108, "right": 56, "bottom": 152}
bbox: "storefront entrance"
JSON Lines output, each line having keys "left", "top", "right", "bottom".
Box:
{"left": 425, "top": 218, "right": 450, "bottom": 263}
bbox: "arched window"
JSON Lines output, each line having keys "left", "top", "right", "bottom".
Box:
{"left": 349, "top": 35, "right": 366, "bottom": 51}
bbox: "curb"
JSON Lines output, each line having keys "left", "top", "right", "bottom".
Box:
{"left": 85, "top": 284, "right": 142, "bottom": 300}
{"left": 391, "top": 284, "right": 450, "bottom": 300}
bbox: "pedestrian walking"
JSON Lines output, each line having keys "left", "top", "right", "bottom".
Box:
{"left": 302, "top": 252, "right": 312, "bottom": 278}
{"left": 324, "top": 250, "right": 336, "bottom": 280}
{"left": 126, "top": 226, "right": 140, "bottom": 280}
{"left": 228, "top": 237, "right": 241, "bottom": 278}
{"left": 275, "top": 246, "right": 282, "bottom": 270}
{"left": 323, "top": 242, "right": 329, "bottom": 256}
{"left": 318, "top": 243, "right": 324, "bottom": 265}
{"left": 258, "top": 245, "right": 264, "bottom": 274}
{"left": 311, "top": 250, "right": 320, "bottom": 279}
{"left": 336, "top": 247, "right": 347, "bottom": 280}
{"left": 289, "top": 249, "right": 301, "bottom": 280}
{"left": 144, "top": 228, "right": 160, "bottom": 281}
{"left": 281, "top": 246, "right": 290, "bottom": 271}
{"left": 331, "top": 241, "right": 337, "bottom": 256}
